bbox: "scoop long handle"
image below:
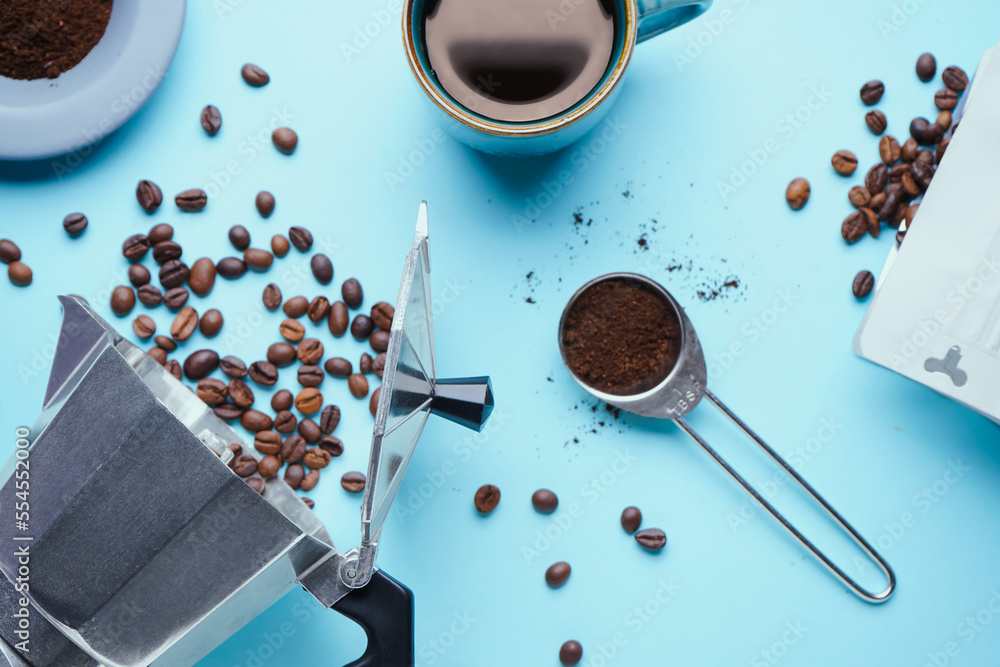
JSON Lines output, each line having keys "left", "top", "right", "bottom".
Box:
{"left": 675, "top": 389, "right": 896, "bottom": 604}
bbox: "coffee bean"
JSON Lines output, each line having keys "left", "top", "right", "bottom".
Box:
{"left": 635, "top": 528, "right": 667, "bottom": 551}
{"left": 295, "top": 387, "right": 323, "bottom": 414}
{"left": 286, "top": 464, "right": 306, "bottom": 490}
{"left": 784, "top": 177, "right": 810, "bottom": 210}
{"left": 297, "top": 338, "right": 324, "bottom": 364}
{"left": 859, "top": 207, "right": 879, "bottom": 238}
{"left": 942, "top": 65, "right": 968, "bottom": 92}
{"left": 474, "top": 484, "right": 500, "bottom": 513}
{"left": 225, "top": 442, "right": 242, "bottom": 463}
{"left": 152, "top": 240, "right": 182, "bottom": 264}
{"left": 253, "top": 431, "right": 282, "bottom": 456}
{"left": 284, "top": 296, "right": 310, "bottom": 319}
{"left": 371, "top": 302, "right": 395, "bottom": 329}
{"left": 319, "top": 435, "right": 344, "bottom": 457}
{"left": 303, "top": 447, "right": 331, "bottom": 470}
{"left": 281, "top": 434, "right": 307, "bottom": 462}
{"left": 621, "top": 506, "right": 642, "bottom": 533}
{"left": 830, "top": 151, "right": 857, "bottom": 175}
{"left": 323, "top": 357, "right": 352, "bottom": 379}
{"left": 916, "top": 149, "right": 935, "bottom": 167}
{"left": 560, "top": 641, "right": 583, "bottom": 667}
{"left": 128, "top": 264, "right": 151, "bottom": 287}
{"left": 341, "top": 471, "right": 366, "bottom": 494}
{"left": 320, "top": 404, "right": 341, "bottom": 433}
{"left": 298, "top": 365, "right": 324, "bottom": 387}
{"left": 271, "top": 389, "right": 294, "bottom": 412}
{"left": 852, "top": 270, "right": 875, "bottom": 298}
{"left": 878, "top": 135, "right": 901, "bottom": 164}
{"left": 373, "top": 353, "right": 386, "bottom": 379}
{"left": 170, "top": 306, "right": 199, "bottom": 341}
{"left": 232, "top": 455, "right": 258, "bottom": 478}
{"left": 847, "top": 186, "right": 871, "bottom": 208}
{"left": 244, "top": 248, "right": 274, "bottom": 272}
{"left": 901, "top": 172, "right": 920, "bottom": 197}
{"left": 888, "top": 162, "right": 910, "bottom": 183}
{"left": 369, "top": 388, "right": 380, "bottom": 416}
{"left": 545, "top": 562, "right": 571, "bottom": 588}
{"left": 249, "top": 361, "right": 278, "bottom": 386}
{"left": 183, "top": 349, "right": 219, "bottom": 380}
{"left": 241, "top": 409, "right": 273, "bottom": 432}
{"left": 865, "top": 110, "right": 887, "bottom": 135}
{"left": 216, "top": 257, "right": 248, "bottom": 279}
{"left": 122, "top": 234, "right": 150, "bottom": 261}
{"left": 841, "top": 212, "right": 867, "bottom": 244}
{"left": 111, "top": 286, "right": 136, "bottom": 316}
{"left": 162, "top": 287, "right": 188, "bottom": 309}
{"left": 241, "top": 63, "right": 269, "bottom": 86}
{"left": 268, "top": 342, "right": 297, "bottom": 366}
{"left": 196, "top": 378, "right": 228, "bottom": 405}
{"left": 159, "top": 259, "right": 190, "bottom": 289}
{"left": 891, "top": 202, "right": 907, "bottom": 229}
{"left": 934, "top": 87, "right": 958, "bottom": 111}
{"left": 272, "top": 127, "right": 298, "bottom": 155}
{"left": 328, "top": 301, "right": 349, "bottom": 336}
{"left": 218, "top": 356, "right": 246, "bottom": 379}
{"left": 213, "top": 403, "right": 244, "bottom": 421}
{"left": 916, "top": 53, "right": 936, "bottom": 82}
{"left": 298, "top": 418, "right": 322, "bottom": 443}
{"left": 289, "top": 226, "right": 313, "bottom": 251}
{"left": 165, "top": 359, "right": 182, "bottom": 380}
{"left": 62, "top": 212, "right": 87, "bottom": 236}
{"left": 258, "top": 455, "right": 281, "bottom": 479}
{"left": 271, "top": 234, "right": 290, "bottom": 257}
{"left": 200, "top": 104, "right": 222, "bottom": 135}
{"left": 154, "top": 335, "right": 176, "bottom": 351}
{"left": 901, "top": 137, "right": 918, "bottom": 162}
{"left": 342, "top": 278, "right": 363, "bottom": 308}
{"left": 935, "top": 109, "right": 952, "bottom": 130}
{"left": 910, "top": 117, "right": 943, "bottom": 145}
{"left": 308, "top": 296, "right": 330, "bottom": 322}
{"left": 532, "top": 489, "right": 559, "bottom": 513}
{"left": 861, "top": 80, "right": 885, "bottom": 105}
{"left": 175, "top": 189, "right": 208, "bottom": 212}
{"left": 256, "top": 191, "right": 275, "bottom": 218}
{"left": 911, "top": 160, "right": 934, "bottom": 190}
{"left": 311, "top": 254, "right": 333, "bottom": 284}
{"left": 229, "top": 225, "right": 251, "bottom": 251}
{"left": 350, "top": 315, "right": 374, "bottom": 341}
{"left": 186, "top": 257, "right": 215, "bottom": 297}
{"left": 301, "top": 469, "right": 320, "bottom": 492}
{"left": 226, "top": 377, "right": 253, "bottom": 408}
{"left": 131, "top": 315, "right": 155, "bottom": 339}
{"left": 936, "top": 136, "right": 950, "bottom": 164}
{"left": 877, "top": 188, "right": 903, "bottom": 223}
{"left": 869, "top": 192, "right": 887, "bottom": 212}
{"left": 148, "top": 346, "right": 168, "bottom": 365}
{"left": 348, "top": 373, "right": 369, "bottom": 398}
{"left": 0, "top": 239, "right": 21, "bottom": 263}
{"left": 247, "top": 477, "right": 267, "bottom": 494}
{"left": 136, "top": 180, "right": 163, "bottom": 212}
{"left": 274, "top": 410, "right": 298, "bottom": 434}
{"left": 360, "top": 353, "right": 374, "bottom": 374}
{"left": 905, "top": 204, "right": 920, "bottom": 226}
{"left": 280, "top": 319, "right": 306, "bottom": 341}
{"left": 138, "top": 284, "right": 163, "bottom": 307}
{"left": 864, "top": 163, "right": 888, "bottom": 193}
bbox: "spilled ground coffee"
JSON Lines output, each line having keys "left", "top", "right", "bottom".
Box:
{"left": 0, "top": 0, "right": 113, "bottom": 81}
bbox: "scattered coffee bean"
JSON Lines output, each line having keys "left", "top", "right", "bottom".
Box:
{"left": 162, "top": 286, "right": 188, "bottom": 309}
{"left": 319, "top": 435, "right": 344, "bottom": 457}
{"left": 262, "top": 283, "right": 283, "bottom": 311}
{"left": 853, "top": 270, "right": 875, "bottom": 299}
{"left": 307, "top": 296, "right": 330, "bottom": 323}
{"left": 183, "top": 349, "right": 220, "bottom": 380}
{"left": 328, "top": 301, "right": 349, "bottom": 336}
{"left": 272, "top": 388, "right": 294, "bottom": 411}
{"left": 0, "top": 240, "right": 21, "bottom": 263}
{"left": 152, "top": 240, "right": 182, "bottom": 264}
{"left": 934, "top": 87, "right": 958, "bottom": 110}
{"left": 545, "top": 562, "right": 571, "bottom": 588}
{"left": 175, "top": 188, "right": 208, "bottom": 212}
{"left": 474, "top": 484, "right": 500, "bottom": 514}
{"left": 303, "top": 447, "right": 331, "bottom": 470}
{"left": 916, "top": 149, "right": 935, "bottom": 167}
{"left": 841, "top": 212, "right": 868, "bottom": 244}
{"left": 170, "top": 306, "right": 199, "bottom": 341}
{"left": 220, "top": 355, "right": 247, "bottom": 379}
{"left": 132, "top": 315, "right": 156, "bottom": 339}
{"left": 200, "top": 104, "right": 222, "bottom": 135}
{"left": 268, "top": 342, "right": 297, "bottom": 366}
{"left": 165, "top": 359, "right": 182, "bottom": 380}
{"left": 942, "top": 65, "right": 968, "bottom": 92}
{"left": 271, "top": 234, "right": 290, "bottom": 257}
{"left": 302, "top": 497, "right": 315, "bottom": 508}
{"left": 910, "top": 116, "right": 942, "bottom": 145}
{"left": 901, "top": 137, "right": 918, "bottom": 162}
{"left": 859, "top": 207, "right": 879, "bottom": 238}
{"left": 316, "top": 406, "right": 341, "bottom": 435}
{"left": 373, "top": 353, "right": 386, "bottom": 379}
{"left": 916, "top": 53, "right": 936, "bottom": 82}
{"left": 196, "top": 378, "right": 228, "bottom": 405}
{"left": 148, "top": 347, "right": 168, "bottom": 365}
{"left": 111, "top": 285, "right": 136, "bottom": 316}
{"left": 245, "top": 248, "right": 274, "bottom": 272}
{"left": 371, "top": 302, "right": 395, "bottom": 329}
{"left": 128, "top": 264, "right": 151, "bottom": 287}
{"left": 635, "top": 528, "right": 667, "bottom": 551}
{"left": 351, "top": 314, "right": 374, "bottom": 340}
{"left": 342, "top": 278, "right": 363, "bottom": 308}
{"left": 232, "top": 455, "right": 258, "bottom": 478}
{"left": 869, "top": 192, "right": 887, "bottom": 212}
{"left": 905, "top": 204, "right": 920, "bottom": 225}
{"left": 241, "top": 409, "right": 273, "bottom": 432}
{"left": 241, "top": 63, "right": 269, "bottom": 86}
{"left": 369, "top": 330, "right": 390, "bottom": 354}
{"left": 784, "top": 178, "right": 810, "bottom": 210}
{"left": 258, "top": 455, "right": 281, "bottom": 479}
{"left": 62, "top": 212, "right": 87, "bottom": 235}
{"left": 159, "top": 259, "right": 190, "bottom": 289}
{"left": 249, "top": 361, "right": 278, "bottom": 386}
{"left": 285, "top": 463, "right": 306, "bottom": 490}
{"left": 298, "top": 365, "right": 325, "bottom": 387}
{"left": 148, "top": 224, "right": 173, "bottom": 245}
{"left": 911, "top": 160, "right": 934, "bottom": 190}
{"left": 138, "top": 284, "right": 163, "bottom": 307}
{"left": 213, "top": 403, "right": 244, "bottom": 421}
{"left": 878, "top": 135, "right": 901, "bottom": 164}
{"left": 299, "top": 418, "right": 322, "bottom": 443}
{"left": 830, "top": 151, "right": 857, "bottom": 175}
{"left": 311, "top": 254, "right": 333, "bottom": 284}
{"left": 281, "top": 434, "right": 307, "bottom": 462}
{"left": 136, "top": 180, "right": 163, "bottom": 212}
{"left": 280, "top": 318, "right": 306, "bottom": 341}
{"left": 532, "top": 489, "right": 558, "bottom": 513}
{"left": 254, "top": 431, "right": 282, "bottom": 456}
{"left": 864, "top": 163, "right": 888, "bottom": 194}
{"left": 847, "top": 186, "right": 871, "bottom": 208}
{"left": 256, "top": 191, "right": 275, "bottom": 218}
{"left": 297, "top": 338, "right": 324, "bottom": 364}
{"left": 123, "top": 234, "right": 150, "bottom": 261}
{"left": 216, "top": 257, "right": 248, "bottom": 279}
{"left": 289, "top": 226, "right": 313, "bottom": 251}
{"left": 272, "top": 127, "right": 298, "bottom": 155}
{"left": 359, "top": 353, "right": 373, "bottom": 374}
{"left": 888, "top": 162, "right": 910, "bottom": 183}
{"left": 295, "top": 387, "right": 323, "bottom": 414}
{"left": 341, "top": 471, "right": 366, "bottom": 493}
{"left": 560, "top": 641, "right": 583, "bottom": 667}
{"left": 865, "top": 110, "right": 887, "bottom": 135}
{"left": 621, "top": 506, "right": 642, "bottom": 533}
{"left": 935, "top": 109, "right": 952, "bottom": 130}
{"left": 200, "top": 309, "right": 224, "bottom": 337}
{"left": 369, "top": 388, "right": 380, "bottom": 416}
{"left": 860, "top": 80, "right": 885, "bottom": 105}
{"left": 279, "top": 297, "right": 307, "bottom": 320}
{"left": 188, "top": 257, "right": 216, "bottom": 296}
{"left": 901, "top": 171, "right": 920, "bottom": 197}
{"left": 274, "top": 410, "right": 298, "bottom": 434}
{"left": 229, "top": 225, "right": 251, "bottom": 251}
{"left": 348, "top": 373, "right": 369, "bottom": 398}
{"left": 936, "top": 136, "right": 950, "bottom": 164}
{"left": 154, "top": 335, "right": 176, "bottom": 351}
{"left": 301, "top": 469, "right": 320, "bottom": 492}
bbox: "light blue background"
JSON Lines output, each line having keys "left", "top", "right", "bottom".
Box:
{"left": 2, "top": 1, "right": 1000, "bottom": 665}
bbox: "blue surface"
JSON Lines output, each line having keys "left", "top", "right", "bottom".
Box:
{"left": 2, "top": 1, "right": 1000, "bottom": 665}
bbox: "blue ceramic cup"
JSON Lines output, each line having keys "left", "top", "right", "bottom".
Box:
{"left": 403, "top": 0, "right": 711, "bottom": 155}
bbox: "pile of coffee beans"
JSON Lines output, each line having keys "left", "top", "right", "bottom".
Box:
{"left": 1, "top": 239, "right": 31, "bottom": 287}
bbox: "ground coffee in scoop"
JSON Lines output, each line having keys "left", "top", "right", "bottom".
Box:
{"left": 0, "top": 0, "right": 113, "bottom": 80}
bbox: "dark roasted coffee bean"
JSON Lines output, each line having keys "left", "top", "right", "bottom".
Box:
{"left": 154, "top": 335, "right": 176, "bottom": 351}
{"left": 221, "top": 355, "right": 248, "bottom": 378}
{"left": 136, "top": 180, "right": 163, "bottom": 212}
{"left": 285, "top": 463, "right": 305, "bottom": 490}
{"left": 148, "top": 346, "right": 168, "bottom": 365}
{"left": 369, "top": 330, "right": 390, "bottom": 353}
{"left": 165, "top": 359, "right": 182, "bottom": 380}
{"left": 129, "top": 264, "right": 151, "bottom": 287}
{"left": 878, "top": 135, "right": 901, "bottom": 164}
{"left": 560, "top": 641, "right": 583, "bottom": 666}
{"left": 869, "top": 192, "right": 887, "bottom": 212}
{"left": 936, "top": 137, "right": 950, "bottom": 164}
{"left": 297, "top": 338, "right": 324, "bottom": 364}
{"left": 183, "top": 349, "right": 220, "bottom": 380}
{"left": 301, "top": 469, "right": 320, "bottom": 492}
{"left": 865, "top": 110, "right": 887, "bottom": 135}
{"left": 263, "top": 283, "right": 283, "bottom": 310}
{"left": 216, "top": 257, "right": 248, "bottom": 279}
{"left": 320, "top": 404, "right": 341, "bottom": 433}
{"left": 369, "top": 387, "right": 380, "bottom": 416}
{"left": 288, "top": 226, "right": 313, "bottom": 251}
{"left": 311, "top": 254, "right": 333, "bottom": 284}
{"left": 877, "top": 189, "right": 902, "bottom": 223}
{"left": 148, "top": 223, "right": 173, "bottom": 244}
{"left": 532, "top": 489, "right": 559, "bottom": 513}
{"left": 175, "top": 189, "right": 208, "bottom": 212}
{"left": 864, "top": 164, "right": 888, "bottom": 193}
{"left": 213, "top": 403, "right": 244, "bottom": 421}
{"left": 910, "top": 117, "right": 942, "bottom": 145}
{"left": 280, "top": 318, "right": 305, "bottom": 341}
{"left": 152, "top": 240, "right": 182, "bottom": 264}
{"left": 359, "top": 353, "right": 373, "bottom": 374}
{"left": 905, "top": 204, "right": 920, "bottom": 225}
{"left": 373, "top": 352, "right": 386, "bottom": 379}
{"left": 934, "top": 87, "right": 958, "bottom": 110}
{"left": 232, "top": 455, "right": 258, "bottom": 478}
{"left": 274, "top": 410, "right": 298, "bottom": 434}
{"left": 859, "top": 207, "right": 879, "bottom": 238}
{"left": 256, "top": 191, "right": 275, "bottom": 217}
{"left": 0, "top": 239, "right": 21, "bottom": 263}
{"left": 227, "top": 444, "right": 243, "bottom": 465}
{"left": 328, "top": 301, "right": 349, "bottom": 336}
{"left": 241, "top": 63, "right": 269, "bottom": 86}
{"left": 272, "top": 388, "right": 294, "bottom": 411}
{"left": 325, "top": 357, "right": 352, "bottom": 377}
{"left": 911, "top": 160, "right": 934, "bottom": 190}
{"left": 241, "top": 409, "right": 273, "bottom": 432}
{"left": 189, "top": 257, "right": 216, "bottom": 296}
{"left": 170, "top": 306, "right": 199, "bottom": 341}
{"left": 841, "top": 212, "right": 868, "bottom": 244}
{"left": 247, "top": 477, "right": 266, "bottom": 494}
{"left": 122, "top": 234, "right": 150, "bottom": 261}
{"left": 229, "top": 225, "right": 251, "bottom": 250}
{"left": 162, "top": 286, "right": 188, "bottom": 309}
{"left": 298, "top": 365, "right": 324, "bottom": 387}
{"left": 916, "top": 149, "right": 935, "bottom": 167}
{"left": 111, "top": 286, "right": 136, "bottom": 316}
{"left": 201, "top": 104, "right": 222, "bottom": 135}
{"left": 283, "top": 295, "right": 309, "bottom": 318}
{"left": 319, "top": 435, "right": 344, "bottom": 457}
{"left": 228, "top": 377, "right": 254, "bottom": 407}
{"left": 258, "top": 455, "right": 281, "bottom": 479}
{"left": 830, "top": 151, "right": 857, "bottom": 175}
{"left": 197, "top": 378, "right": 228, "bottom": 405}
{"left": 159, "top": 259, "right": 190, "bottom": 288}
{"left": 891, "top": 203, "right": 908, "bottom": 229}
{"left": 847, "top": 186, "right": 871, "bottom": 208}
{"left": 271, "top": 234, "right": 290, "bottom": 257}
{"left": 272, "top": 127, "right": 298, "bottom": 155}
{"left": 935, "top": 109, "right": 952, "bottom": 130}
{"left": 254, "top": 430, "right": 283, "bottom": 455}
{"left": 5, "top": 260, "right": 29, "bottom": 286}
{"left": 244, "top": 248, "right": 274, "bottom": 272}
{"left": 298, "top": 418, "right": 321, "bottom": 444}
{"left": 132, "top": 315, "right": 156, "bottom": 339}
{"left": 860, "top": 80, "right": 884, "bottom": 105}
{"left": 784, "top": 177, "right": 810, "bottom": 210}
{"left": 474, "top": 484, "right": 500, "bottom": 513}
{"left": 371, "top": 302, "right": 395, "bottom": 329}
{"left": 545, "top": 561, "right": 571, "bottom": 588}
{"left": 942, "top": 65, "right": 968, "bottom": 92}
{"left": 303, "top": 447, "right": 331, "bottom": 469}
{"left": 635, "top": 528, "right": 667, "bottom": 551}
{"left": 916, "top": 53, "right": 936, "bottom": 82}
{"left": 62, "top": 212, "right": 88, "bottom": 235}
{"left": 308, "top": 296, "right": 330, "bottom": 322}
{"left": 348, "top": 373, "right": 369, "bottom": 398}
{"left": 249, "top": 361, "right": 278, "bottom": 386}
{"left": 281, "top": 434, "right": 307, "bottom": 463}
{"left": 295, "top": 387, "right": 323, "bottom": 414}
{"left": 621, "top": 506, "right": 642, "bottom": 533}
{"left": 268, "top": 342, "right": 297, "bottom": 366}
{"left": 138, "top": 284, "right": 163, "bottom": 307}
{"left": 342, "top": 278, "right": 363, "bottom": 308}
{"left": 341, "top": 471, "right": 366, "bottom": 494}
{"left": 888, "top": 162, "right": 910, "bottom": 183}
{"left": 901, "top": 137, "right": 918, "bottom": 162}
{"left": 901, "top": 172, "right": 920, "bottom": 197}
{"left": 853, "top": 270, "right": 875, "bottom": 298}
{"left": 351, "top": 314, "right": 374, "bottom": 340}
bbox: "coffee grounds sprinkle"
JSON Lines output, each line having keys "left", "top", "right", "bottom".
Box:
{"left": 562, "top": 278, "right": 682, "bottom": 395}
{"left": 0, "top": 0, "right": 113, "bottom": 81}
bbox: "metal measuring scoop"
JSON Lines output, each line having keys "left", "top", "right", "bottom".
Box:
{"left": 558, "top": 272, "right": 896, "bottom": 604}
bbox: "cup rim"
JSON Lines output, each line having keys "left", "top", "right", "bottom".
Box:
{"left": 402, "top": 0, "right": 637, "bottom": 138}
